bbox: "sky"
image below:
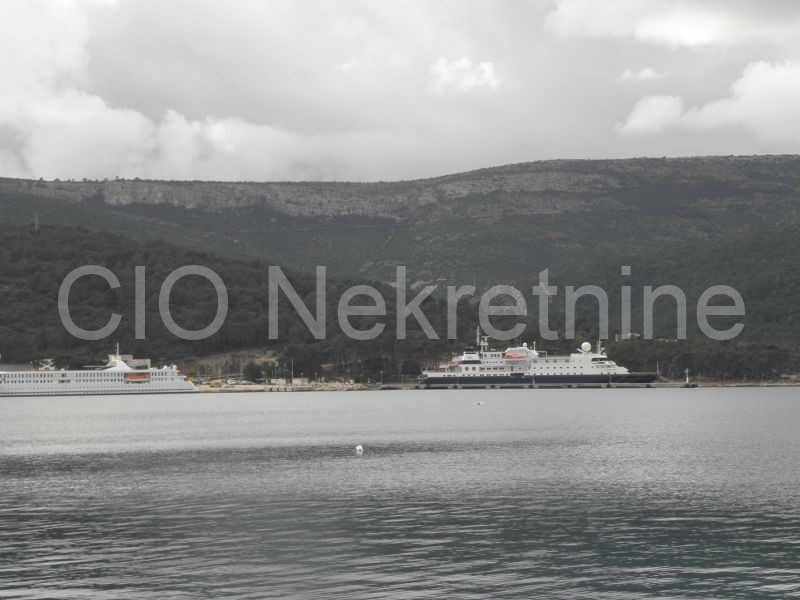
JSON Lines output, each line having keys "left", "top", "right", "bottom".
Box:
{"left": 2, "top": 0, "right": 800, "bottom": 181}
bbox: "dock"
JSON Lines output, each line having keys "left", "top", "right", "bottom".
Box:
{"left": 413, "top": 382, "right": 693, "bottom": 390}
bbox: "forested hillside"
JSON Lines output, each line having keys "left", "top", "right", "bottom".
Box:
{"left": 0, "top": 226, "right": 459, "bottom": 379}
{"left": 2, "top": 155, "right": 800, "bottom": 285}
{"left": 1, "top": 225, "right": 797, "bottom": 381}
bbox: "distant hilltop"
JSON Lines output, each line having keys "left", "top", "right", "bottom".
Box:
{"left": 2, "top": 154, "right": 800, "bottom": 288}
{"left": 2, "top": 154, "right": 800, "bottom": 221}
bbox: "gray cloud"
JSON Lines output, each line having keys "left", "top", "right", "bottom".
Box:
{"left": 617, "top": 61, "right": 800, "bottom": 147}
{"left": 1, "top": 0, "right": 799, "bottom": 181}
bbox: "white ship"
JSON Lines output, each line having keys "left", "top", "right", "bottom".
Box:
{"left": 420, "top": 331, "right": 661, "bottom": 388}
{"left": 0, "top": 346, "right": 198, "bottom": 397}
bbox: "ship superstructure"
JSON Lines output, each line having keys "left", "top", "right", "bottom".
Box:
{"left": 420, "top": 331, "right": 661, "bottom": 388}
{"left": 0, "top": 346, "right": 197, "bottom": 397}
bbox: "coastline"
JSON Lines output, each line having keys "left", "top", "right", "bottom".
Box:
{"left": 193, "top": 380, "right": 800, "bottom": 393}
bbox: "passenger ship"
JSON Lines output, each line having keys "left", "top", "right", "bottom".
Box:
{"left": 420, "top": 333, "right": 661, "bottom": 388}
{"left": 0, "top": 346, "right": 197, "bottom": 397}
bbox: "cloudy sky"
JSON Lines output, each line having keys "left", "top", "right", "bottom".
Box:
{"left": 2, "top": 0, "right": 800, "bottom": 181}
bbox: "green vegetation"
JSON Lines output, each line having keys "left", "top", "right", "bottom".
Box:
{"left": 4, "top": 155, "right": 800, "bottom": 286}
{"left": 3, "top": 156, "right": 800, "bottom": 380}
{"left": 0, "top": 224, "right": 797, "bottom": 381}
{"left": 242, "top": 361, "right": 263, "bottom": 382}
{"left": 605, "top": 339, "right": 792, "bottom": 381}
{"left": 0, "top": 225, "right": 460, "bottom": 380}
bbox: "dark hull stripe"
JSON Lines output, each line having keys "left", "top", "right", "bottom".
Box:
{"left": 421, "top": 373, "right": 660, "bottom": 386}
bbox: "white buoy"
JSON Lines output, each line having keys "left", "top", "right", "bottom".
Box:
{"left": 355, "top": 444, "right": 364, "bottom": 455}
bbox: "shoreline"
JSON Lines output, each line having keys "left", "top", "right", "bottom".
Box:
{"left": 194, "top": 381, "right": 800, "bottom": 393}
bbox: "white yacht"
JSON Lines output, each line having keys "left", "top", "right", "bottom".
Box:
{"left": 0, "top": 346, "right": 197, "bottom": 397}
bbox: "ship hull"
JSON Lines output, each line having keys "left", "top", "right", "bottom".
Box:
{"left": 0, "top": 388, "right": 197, "bottom": 397}
{"left": 420, "top": 372, "right": 662, "bottom": 388}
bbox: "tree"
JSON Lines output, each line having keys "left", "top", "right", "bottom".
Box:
{"left": 243, "top": 361, "right": 263, "bottom": 382}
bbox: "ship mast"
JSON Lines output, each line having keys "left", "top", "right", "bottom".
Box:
{"left": 475, "top": 326, "right": 490, "bottom": 355}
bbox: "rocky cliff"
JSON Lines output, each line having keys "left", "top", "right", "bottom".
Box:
{"left": 2, "top": 155, "right": 800, "bottom": 284}
{"left": 4, "top": 154, "right": 799, "bottom": 222}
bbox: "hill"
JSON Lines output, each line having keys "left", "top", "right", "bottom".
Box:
{"left": 0, "top": 225, "right": 458, "bottom": 379}
{"left": 2, "top": 155, "right": 800, "bottom": 285}
{"left": 0, "top": 225, "right": 797, "bottom": 381}
{"left": 2, "top": 156, "right": 800, "bottom": 379}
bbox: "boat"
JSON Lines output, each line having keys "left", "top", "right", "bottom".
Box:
{"left": 0, "top": 345, "right": 198, "bottom": 397}
{"left": 419, "top": 331, "right": 662, "bottom": 388}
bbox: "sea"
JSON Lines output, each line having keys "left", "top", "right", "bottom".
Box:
{"left": 1, "top": 388, "right": 799, "bottom": 599}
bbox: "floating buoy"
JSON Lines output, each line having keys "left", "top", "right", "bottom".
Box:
{"left": 355, "top": 444, "right": 364, "bottom": 455}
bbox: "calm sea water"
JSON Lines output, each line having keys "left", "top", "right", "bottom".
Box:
{"left": 2, "top": 388, "right": 800, "bottom": 599}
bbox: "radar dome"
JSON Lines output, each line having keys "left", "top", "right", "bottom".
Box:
{"left": 580, "top": 342, "right": 591, "bottom": 352}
